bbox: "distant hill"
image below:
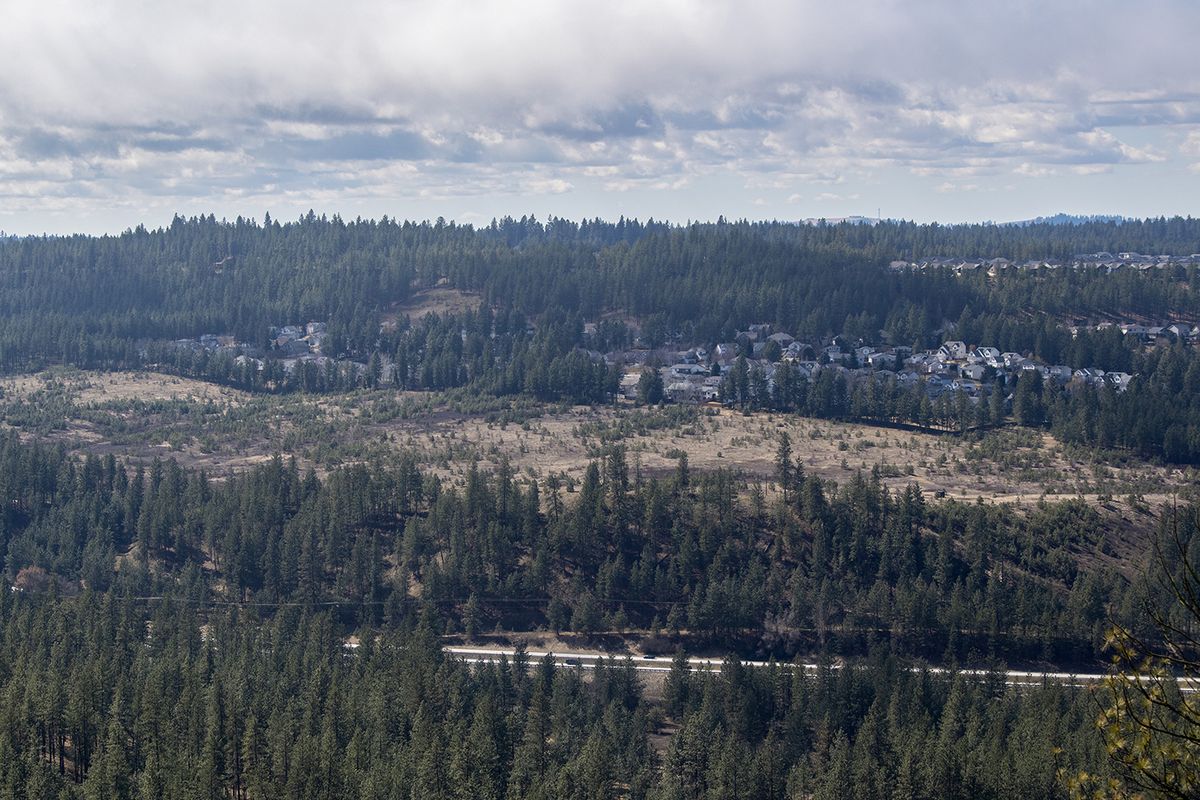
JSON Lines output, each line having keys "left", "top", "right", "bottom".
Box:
{"left": 1002, "top": 213, "right": 1127, "bottom": 227}
{"left": 799, "top": 215, "right": 883, "bottom": 225}
{"left": 799, "top": 213, "right": 1128, "bottom": 227}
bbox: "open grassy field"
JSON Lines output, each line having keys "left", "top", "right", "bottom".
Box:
{"left": 440, "top": 407, "right": 1182, "bottom": 505}
{"left": 0, "top": 369, "right": 1187, "bottom": 512}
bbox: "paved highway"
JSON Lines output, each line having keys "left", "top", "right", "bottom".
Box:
{"left": 443, "top": 646, "right": 1135, "bottom": 689}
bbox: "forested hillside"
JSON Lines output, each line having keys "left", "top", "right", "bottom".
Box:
{"left": 0, "top": 598, "right": 1113, "bottom": 800}
{"left": 4, "top": 214, "right": 1200, "bottom": 463}
{"left": 2, "top": 214, "right": 1199, "bottom": 371}
{"left": 0, "top": 431, "right": 1151, "bottom": 666}
{"left": 0, "top": 429, "right": 1159, "bottom": 798}
{"left": 2, "top": 215, "right": 1200, "bottom": 796}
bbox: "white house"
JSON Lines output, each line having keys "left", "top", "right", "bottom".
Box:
{"left": 867, "top": 351, "right": 897, "bottom": 369}
{"left": 937, "top": 341, "right": 968, "bottom": 361}
{"left": 1167, "top": 323, "right": 1195, "bottom": 340}
{"left": 669, "top": 363, "right": 709, "bottom": 378}
{"left": 1001, "top": 352, "right": 1026, "bottom": 368}
{"left": 713, "top": 343, "right": 739, "bottom": 360}
{"left": 1107, "top": 372, "right": 1134, "bottom": 391}
{"left": 971, "top": 346, "right": 1000, "bottom": 363}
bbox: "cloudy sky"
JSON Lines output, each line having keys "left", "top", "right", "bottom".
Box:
{"left": 2, "top": 0, "right": 1198, "bottom": 234}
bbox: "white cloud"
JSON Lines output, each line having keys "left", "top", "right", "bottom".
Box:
{"left": 1015, "top": 163, "right": 1057, "bottom": 178}
{"left": 0, "top": 0, "right": 1198, "bottom": 226}
{"left": 526, "top": 178, "right": 573, "bottom": 195}
{"left": 1181, "top": 130, "right": 1200, "bottom": 157}
{"left": 936, "top": 182, "right": 980, "bottom": 193}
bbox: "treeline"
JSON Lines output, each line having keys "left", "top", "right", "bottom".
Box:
{"left": 136, "top": 307, "right": 619, "bottom": 403}
{"left": 657, "top": 650, "right": 1108, "bottom": 800}
{"left": 0, "top": 599, "right": 655, "bottom": 799}
{"left": 0, "top": 432, "right": 1148, "bottom": 665}
{"left": 1, "top": 214, "right": 1198, "bottom": 373}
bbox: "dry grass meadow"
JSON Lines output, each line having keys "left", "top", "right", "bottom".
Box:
{"left": 0, "top": 369, "right": 1187, "bottom": 510}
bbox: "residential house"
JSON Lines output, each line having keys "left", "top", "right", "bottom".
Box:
{"left": 767, "top": 332, "right": 795, "bottom": 347}
{"left": 748, "top": 323, "right": 772, "bottom": 339}
{"left": 905, "top": 352, "right": 936, "bottom": 370}
{"left": 278, "top": 338, "right": 310, "bottom": 357}
{"left": 1001, "top": 352, "right": 1026, "bottom": 368}
{"left": 1046, "top": 365, "right": 1074, "bottom": 383}
{"left": 669, "top": 363, "right": 709, "bottom": 379}
{"left": 1073, "top": 368, "right": 1106, "bottom": 386}
{"left": 713, "top": 342, "right": 739, "bottom": 361}
{"left": 937, "top": 341, "right": 968, "bottom": 361}
{"left": 794, "top": 361, "right": 820, "bottom": 379}
{"left": 823, "top": 345, "right": 848, "bottom": 363}
{"left": 925, "top": 374, "right": 952, "bottom": 397}
{"left": 867, "top": 351, "right": 897, "bottom": 369}
{"left": 960, "top": 363, "right": 986, "bottom": 381}
{"left": 618, "top": 372, "right": 641, "bottom": 400}
{"left": 1020, "top": 362, "right": 1049, "bottom": 379}
{"left": 1107, "top": 372, "right": 1134, "bottom": 392}
{"left": 666, "top": 381, "right": 703, "bottom": 404}
{"left": 1120, "top": 324, "right": 1149, "bottom": 341}
{"left": 951, "top": 379, "right": 981, "bottom": 396}
{"left": 1167, "top": 323, "right": 1195, "bottom": 340}
{"left": 971, "top": 346, "right": 1000, "bottom": 364}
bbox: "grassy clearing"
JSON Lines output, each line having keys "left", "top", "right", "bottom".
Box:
{"left": 0, "top": 369, "right": 1188, "bottom": 510}
{"left": 381, "top": 286, "right": 482, "bottom": 330}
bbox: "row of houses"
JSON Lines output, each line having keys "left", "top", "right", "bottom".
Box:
{"left": 892, "top": 252, "right": 1200, "bottom": 275}
{"left": 170, "top": 334, "right": 240, "bottom": 355}
{"left": 909, "top": 341, "right": 1133, "bottom": 394}
{"left": 1070, "top": 321, "right": 1200, "bottom": 345}
{"left": 167, "top": 321, "right": 332, "bottom": 360}
{"left": 622, "top": 330, "right": 1135, "bottom": 406}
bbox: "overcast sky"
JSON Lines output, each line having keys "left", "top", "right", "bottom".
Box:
{"left": 1, "top": 0, "right": 1198, "bottom": 234}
